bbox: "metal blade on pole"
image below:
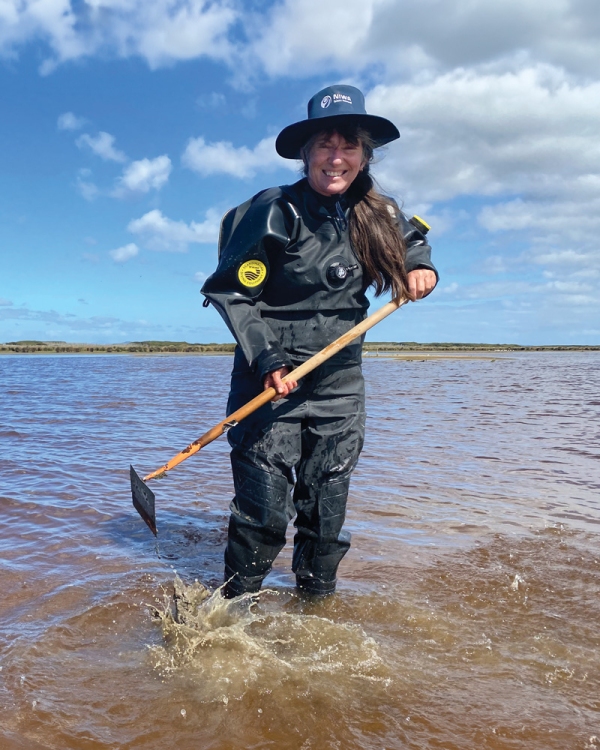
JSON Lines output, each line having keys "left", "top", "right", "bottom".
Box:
{"left": 130, "top": 465, "right": 157, "bottom": 536}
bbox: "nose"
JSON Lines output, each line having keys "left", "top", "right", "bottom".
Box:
{"left": 328, "top": 148, "right": 343, "bottom": 163}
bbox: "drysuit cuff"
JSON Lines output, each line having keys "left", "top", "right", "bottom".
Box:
{"left": 254, "top": 346, "right": 293, "bottom": 382}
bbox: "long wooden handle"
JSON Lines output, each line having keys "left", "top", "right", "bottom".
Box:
{"left": 143, "top": 296, "right": 408, "bottom": 481}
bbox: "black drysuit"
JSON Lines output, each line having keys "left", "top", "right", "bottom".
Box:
{"left": 202, "top": 178, "right": 437, "bottom": 595}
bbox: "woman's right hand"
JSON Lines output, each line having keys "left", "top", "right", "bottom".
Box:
{"left": 263, "top": 367, "right": 297, "bottom": 401}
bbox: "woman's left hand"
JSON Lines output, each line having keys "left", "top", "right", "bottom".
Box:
{"left": 407, "top": 269, "right": 437, "bottom": 300}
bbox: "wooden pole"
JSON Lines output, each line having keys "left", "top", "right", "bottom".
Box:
{"left": 143, "top": 296, "right": 408, "bottom": 481}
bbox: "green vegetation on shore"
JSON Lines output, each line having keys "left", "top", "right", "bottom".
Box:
{"left": 1, "top": 340, "right": 598, "bottom": 354}
{"left": 0, "top": 341, "right": 237, "bottom": 354}
{"left": 364, "top": 342, "right": 600, "bottom": 352}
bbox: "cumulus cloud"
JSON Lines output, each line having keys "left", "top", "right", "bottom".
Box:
{"left": 182, "top": 135, "right": 294, "bottom": 179}
{"left": 2, "top": 0, "right": 599, "bottom": 81}
{"left": 478, "top": 196, "right": 600, "bottom": 244}
{"left": 367, "top": 65, "right": 600, "bottom": 205}
{"left": 363, "top": 64, "right": 600, "bottom": 299}
{"left": 127, "top": 208, "right": 220, "bottom": 251}
{"left": 0, "top": 0, "right": 236, "bottom": 72}
{"left": 76, "top": 132, "right": 127, "bottom": 162}
{"left": 109, "top": 242, "right": 139, "bottom": 262}
{"left": 246, "top": 0, "right": 600, "bottom": 79}
{"left": 57, "top": 111, "right": 86, "bottom": 130}
{"left": 244, "top": 0, "right": 377, "bottom": 79}
{"left": 113, "top": 155, "right": 172, "bottom": 195}
{"left": 454, "top": 277, "right": 597, "bottom": 311}
{"left": 73, "top": 139, "right": 172, "bottom": 198}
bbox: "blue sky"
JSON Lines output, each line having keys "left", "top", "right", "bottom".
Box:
{"left": 1, "top": 0, "right": 599, "bottom": 345}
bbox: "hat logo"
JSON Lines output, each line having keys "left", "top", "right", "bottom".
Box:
{"left": 333, "top": 93, "right": 352, "bottom": 104}
{"left": 321, "top": 95, "right": 332, "bottom": 109}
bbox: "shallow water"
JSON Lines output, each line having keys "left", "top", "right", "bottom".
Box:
{"left": 1, "top": 352, "right": 599, "bottom": 749}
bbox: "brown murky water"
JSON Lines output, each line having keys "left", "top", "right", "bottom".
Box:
{"left": 1, "top": 352, "right": 599, "bottom": 749}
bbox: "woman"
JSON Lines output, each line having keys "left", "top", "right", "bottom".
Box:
{"left": 202, "top": 84, "right": 437, "bottom": 598}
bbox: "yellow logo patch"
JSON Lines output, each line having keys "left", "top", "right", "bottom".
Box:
{"left": 238, "top": 260, "right": 267, "bottom": 288}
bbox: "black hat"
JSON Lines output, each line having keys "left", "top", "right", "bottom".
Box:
{"left": 275, "top": 84, "right": 400, "bottom": 160}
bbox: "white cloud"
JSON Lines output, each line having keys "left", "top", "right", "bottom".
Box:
{"left": 57, "top": 111, "right": 86, "bottom": 130}
{"left": 2, "top": 0, "right": 599, "bottom": 82}
{"left": 361, "top": 63, "right": 600, "bottom": 303}
{"left": 196, "top": 92, "right": 226, "bottom": 109}
{"left": 246, "top": 0, "right": 600, "bottom": 80}
{"left": 440, "top": 282, "right": 459, "bottom": 294}
{"left": 127, "top": 208, "right": 220, "bottom": 251}
{"left": 194, "top": 271, "right": 208, "bottom": 283}
{"left": 113, "top": 155, "right": 172, "bottom": 195}
{"left": 245, "top": 0, "right": 377, "bottom": 79}
{"left": 478, "top": 197, "right": 600, "bottom": 245}
{"left": 479, "top": 255, "right": 508, "bottom": 276}
{"left": 0, "top": 0, "right": 236, "bottom": 71}
{"left": 0, "top": 298, "right": 13, "bottom": 306}
{"left": 367, "top": 65, "right": 600, "bottom": 205}
{"left": 76, "top": 169, "right": 100, "bottom": 201}
{"left": 182, "top": 135, "right": 294, "bottom": 179}
{"left": 76, "top": 131, "right": 127, "bottom": 162}
{"left": 109, "top": 242, "right": 139, "bottom": 262}
{"left": 0, "top": 303, "right": 164, "bottom": 342}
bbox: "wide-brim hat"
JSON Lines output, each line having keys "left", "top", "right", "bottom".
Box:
{"left": 275, "top": 84, "right": 400, "bottom": 160}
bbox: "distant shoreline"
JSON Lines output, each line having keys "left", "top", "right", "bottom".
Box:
{"left": 1, "top": 340, "right": 598, "bottom": 355}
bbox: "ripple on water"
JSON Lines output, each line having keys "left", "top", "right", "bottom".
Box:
{"left": 1, "top": 352, "right": 600, "bottom": 749}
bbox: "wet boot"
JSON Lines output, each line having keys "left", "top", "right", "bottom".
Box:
{"left": 292, "top": 529, "right": 351, "bottom": 596}
{"left": 222, "top": 458, "right": 292, "bottom": 598}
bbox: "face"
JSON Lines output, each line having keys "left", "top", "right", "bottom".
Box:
{"left": 306, "top": 132, "right": 366, "bottom": 197}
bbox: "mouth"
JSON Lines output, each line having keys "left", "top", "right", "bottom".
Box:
{"left": 323, "top": 170, "right": 346, "bottom": 178}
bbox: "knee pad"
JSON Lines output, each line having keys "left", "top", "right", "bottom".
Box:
{"left": 318, "top": 476, "right": 351, "bottom": 541}
{"left": 226, "top": 459, "right": 292, "bottom": 587}
{"left": 230, "top": 458, "right": 292, "bottom": 533}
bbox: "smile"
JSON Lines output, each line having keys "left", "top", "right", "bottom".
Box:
{"left": 324, "top": 170, "right": 346, "bottom": 177}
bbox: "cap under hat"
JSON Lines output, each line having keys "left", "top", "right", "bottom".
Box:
{"left": 275, "top": 84, "right": 400, "bottom": 160}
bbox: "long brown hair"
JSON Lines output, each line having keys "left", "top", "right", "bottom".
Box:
{"left": 301, "top": 125, "right": 410, "bottom": 300}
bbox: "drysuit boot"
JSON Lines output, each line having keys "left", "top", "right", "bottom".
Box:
{"left": 222, "top": 457, "right": 293, "bottom": 598}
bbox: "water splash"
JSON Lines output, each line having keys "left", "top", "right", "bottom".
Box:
{"left": 150, "top": 576, "right": 390, "bottom": 702}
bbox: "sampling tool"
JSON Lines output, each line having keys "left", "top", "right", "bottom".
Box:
{"left": 131, "top": 295, "right": 409, "bottom": 535}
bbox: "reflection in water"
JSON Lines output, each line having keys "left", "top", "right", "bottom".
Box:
{"left": 1, "top": 353, "right": 599, "bottom": 749}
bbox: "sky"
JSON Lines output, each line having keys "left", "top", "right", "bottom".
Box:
{"left": 1, "top": 0, "right": 599, "bottom": 346}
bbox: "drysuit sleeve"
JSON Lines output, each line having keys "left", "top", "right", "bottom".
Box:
{"left": 397, "top": 211, "right": 439, "bottom": 284}
{"left": 201, "top": 190, "right": 297, "bottom": 380}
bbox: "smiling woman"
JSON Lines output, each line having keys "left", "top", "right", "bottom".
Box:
{"left": 305, "top": 131, "right": 366, "bottom": 196}
{"left": 200, "top": 84, "right": 439, "bottom": 599}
